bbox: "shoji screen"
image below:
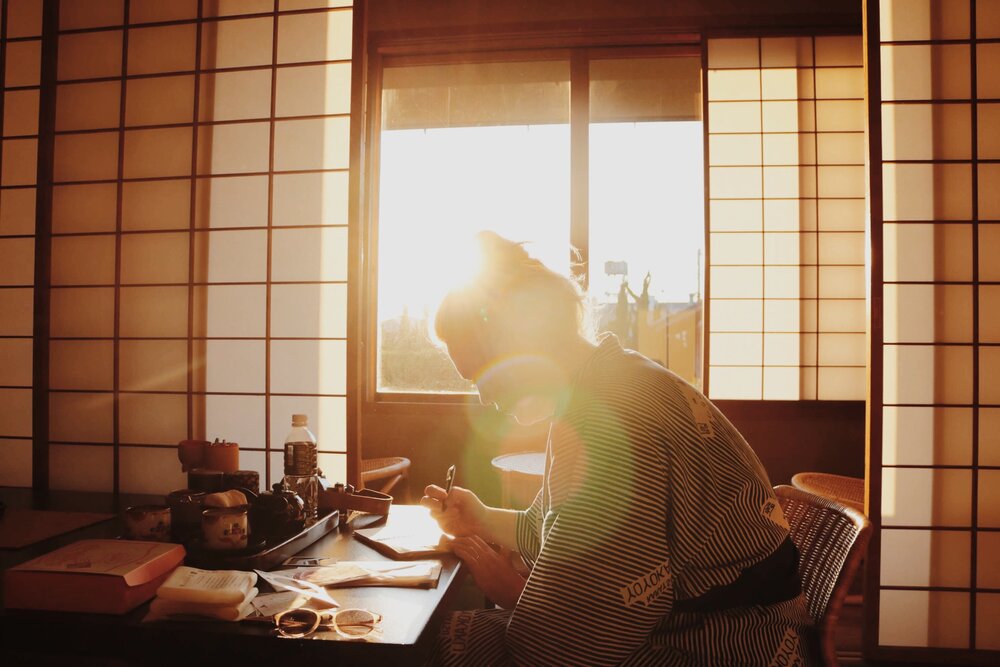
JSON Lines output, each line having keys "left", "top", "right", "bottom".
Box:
{"left": 0, "top": 0, "right": 43, "bottom": 487}
{"left": 47, "top": 0, "right": 352, "bottom": 495}
{"left": 872, "top": 0, "right": 999, "bottom": 659}
{"left": 706, "top": 36, "right": 867, "bottom": 400}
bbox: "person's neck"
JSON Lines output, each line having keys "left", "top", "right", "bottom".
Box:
{"left": 552, "top": 335, "right": 598, "bottom": 382}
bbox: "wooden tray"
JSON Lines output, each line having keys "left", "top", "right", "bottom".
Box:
{"left": 184, "top": 510, "right": 339, "bottom": 571}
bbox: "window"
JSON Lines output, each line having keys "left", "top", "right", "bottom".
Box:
{"left": 373, "top": 47, "right": 705, "bottom": 396}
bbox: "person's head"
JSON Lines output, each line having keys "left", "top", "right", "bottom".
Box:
{"left": 434, "top": 232, "right": 589, "bottom": 423}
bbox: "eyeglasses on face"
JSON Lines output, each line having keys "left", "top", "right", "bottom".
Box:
{"left": 273, "top": 607, "right": 382, "bottom": 640}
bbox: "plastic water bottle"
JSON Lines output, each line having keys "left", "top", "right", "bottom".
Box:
{"left": 283, "top": 414, "right": 319, "bottom": 526}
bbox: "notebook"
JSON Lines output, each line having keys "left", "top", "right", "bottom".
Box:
{"left": 353, "top": 524, "right": 451, "bottom": 560}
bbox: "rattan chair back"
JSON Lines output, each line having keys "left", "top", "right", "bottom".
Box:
{"left": 775, "top": 484, "right": 871, "bottom": 667}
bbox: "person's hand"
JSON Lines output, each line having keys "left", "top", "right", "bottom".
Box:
{"left": 449, "top": 535, "right": 527, "bottom": 610}
{"left": 421, "top": 484, "right": 487, "bottom": 538}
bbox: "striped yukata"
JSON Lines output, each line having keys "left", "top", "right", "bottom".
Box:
{"left": 430, "top": 335, "right": 815, "bottom": 666}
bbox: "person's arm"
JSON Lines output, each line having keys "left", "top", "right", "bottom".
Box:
{"left": 504, "top": 416, "right": 673, "bottom": 665}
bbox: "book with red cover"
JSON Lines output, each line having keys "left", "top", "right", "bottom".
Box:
{"left": 4, "top": 539, "right": 185, "bottom": 615}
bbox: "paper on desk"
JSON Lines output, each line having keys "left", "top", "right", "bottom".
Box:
{"left": 250, "top": 590, "right": 337, "bottom": 618}
{"left": 254, "top": 569, "right": 339, "bottom": 608}
{"left": 280, "top": 560, "right": 443, "bottom": 588}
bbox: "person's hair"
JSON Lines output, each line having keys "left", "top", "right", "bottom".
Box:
{"left": 434, "top": 232, "right": 588, "bottom": 360}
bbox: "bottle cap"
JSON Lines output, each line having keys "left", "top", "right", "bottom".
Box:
{"left": 291, "top": 414, "right": 308, "bottom": 427}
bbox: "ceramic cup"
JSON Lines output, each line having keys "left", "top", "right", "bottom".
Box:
{"left": 201, "top": 506, "right": 249, "bottom": 551}
{"left": 123, "top": 504, "right": 172, "bottom": 542}
{"left": 165, "top": 488, "right": 206, "bottom": 543}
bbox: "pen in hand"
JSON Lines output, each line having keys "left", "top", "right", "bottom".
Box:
{"left": 442, "top": 464, "right": 457, "bottom": 511}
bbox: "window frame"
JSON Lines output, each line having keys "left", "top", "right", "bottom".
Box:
{"left": 359, "top": 36, "right": 706, "bottom": 411}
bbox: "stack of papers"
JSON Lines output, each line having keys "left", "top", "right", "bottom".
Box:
{"left": 147, "top": 567, "right": 258, "bottom": 622}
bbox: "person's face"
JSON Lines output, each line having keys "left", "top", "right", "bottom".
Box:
{"left": 447, "top": 340, "right": 560, "bottom": 425}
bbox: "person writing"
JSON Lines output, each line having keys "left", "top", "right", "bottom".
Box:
{"left": 423, "top": 232, "right": 813, "bottom": 666}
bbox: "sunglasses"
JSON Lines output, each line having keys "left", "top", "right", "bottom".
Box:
{"left": 273, "top": 607, "right": 382, "bottom": 640}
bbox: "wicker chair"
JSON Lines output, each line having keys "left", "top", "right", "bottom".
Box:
{"left": 790, "top": 472, "right": 865, "bottom": 514}
{"left": 360, "top": 456, "right": 411, "bottom": 500}
{"left": 775, "top": 485, "right": 871, "bottom": 667}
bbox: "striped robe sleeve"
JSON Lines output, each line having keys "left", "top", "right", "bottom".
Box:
{"left": 515, "top": 488, "right": 543, "bottom": 564}
{"left": 504, "top": 403, "right": 673, "bottom": 666}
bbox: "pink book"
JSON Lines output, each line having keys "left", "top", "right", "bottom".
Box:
{"left": 4, "top": 539, "right": 185, "bottom": 615}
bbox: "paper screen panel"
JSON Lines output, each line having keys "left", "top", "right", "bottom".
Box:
{"left": 55, "top": 81, "right": 120, "bottom": 132}
{"left": 0, "top": 288, "right": 33, "bottom": 336}
{"left": 0, "top": 339, "right": 32, "bottom": 386}
{"left": 193, "top": 284, "right": 267, "bottom": 338}
{"left": 119, "top": 446, "right": 186, "bottom": 494}
{"left": 879, "top": 590, "right": 970, "bottom": 648}
{"left": 1, "top": 138, "right": 37, "bottom": 185}
{"left": 49, "top": 392, "right": 114, "bottom": 444}
{"left": 4, "top": 89, "right": 39, "bottom": 136}
{"left": 119, "top": 286, "right": 188, "bottom": 338}
{"left": 882, "top": 406, "right": 973, "bottom": 466}
{"left": 57, "top": 30, "right": 122, "bottom": 81}
{"left": 129, "top": 0, "right": 198, "bottom": 24}
{"left": 0, "top": 389, "right": 32, "bottom": 437}
{"left": 272, "top": 171, "right": 349, "bottom": 227}
{"left": 203, "top": 0, "right": 274, "bottom": 17}
{"left": 270, "top": 283, "right": 347, "bottom": 339}
{"left": 49, "top": 444, "right": 114, "bottom": 492}
{"left": 204, "top": 394, "right": 266, "bottom": 450}
{"left": 4, "top": 40, "right": 41, "bottom": 87}
{"left": 52, "top": 183, "right": 116, "bottom": 233}
{"left": 49, "top": 287, "right": 115, "bottom": 338}
{"left": 276, "top": 10, "right": 352, "bottom": 64}
{"left": 269, "top": 339, "right": 346, "bottom": 395}
{"left": 127, "top": 23, "right": 196, "bottom": 76}
{"left": 193, "top": 229, "right": 268, "bottom": 282}
{"left": 121, "top": 180, "right": 191, "bottom": 231}
{"left": 0, "top": 187, "right": 37, "bottom": 235}
{"left": 707, "top": 35, "right": 864, "bottom": 400}
{"left": 194, "top": 176, "right": 269, "bottom": 229}
{"left": 125, "top": 75, "right": 195, "bottom": 127}
{"left": 202, "top": 16, "right": 273, "bottom": 69}
{"left": 270, "top": 226, "right": 348, "bottom": 282}
{"left": 877, "top": 1, "right": 1000, "bottom": 652}
{"left": 118, "top": 340, "right": 189, "bottom": 392}
{"left": 196, "top": 121, "right": 270, "bottom": 175}
{"left": 275, "top": 63, "right": 352, "bottom": 117}
{"left": 880, "top": 529, "right": 971, "bottom": 587}
{"left": 883, "top": 344, "right": 973, "bottom": 405}
{"left": 198, "top": 69, "right": 272, "bottom": 122}
{"left": 0, "top": 2, "right": 41, "bottom": 487}
{"left": 58, "top": 0, "right": 123, "bottom": 30}
{"left": 0, "top": 440, "right": 32, "bottom": 486}
{"left": 119, "top": 393, "right": 187, "bottom": 445}
{"left": 35, "top": 2, "right": 354, "bottom": 496}
{"left": 194, "top": 340, "right": 267, "bottom": 394}
{"left": 120, "top": 232, "right": 190, "bottom": 284}
{"left": 273, "top": 116, "right": 351, "bottom": 171}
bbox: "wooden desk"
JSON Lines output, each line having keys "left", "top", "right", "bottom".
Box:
{"left": 0, "top": 487, "right": 465, "bottom": 667}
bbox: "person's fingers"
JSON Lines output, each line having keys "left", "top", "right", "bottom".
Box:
{"left": 466, "top": 535, "right": 502, "bottom": 561}
{"left": 419, "top": 495, "right": 443, "bottom": 512}
{"left": 424, "top": 484, "right": 447, "bottom": 501}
